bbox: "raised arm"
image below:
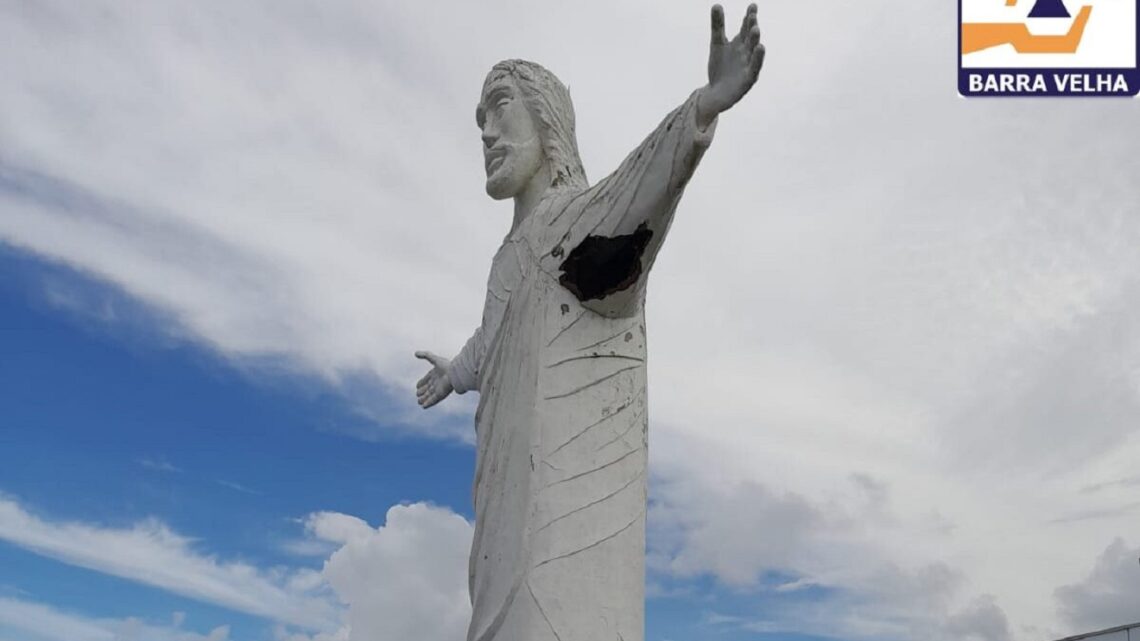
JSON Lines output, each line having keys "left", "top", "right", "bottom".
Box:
{"left": 572, "top": 5, "right": 763, "bottom": 230}
{"left": 698, "top": 4, "right": 765, "bottom": 132}
{"left": 549, "top": 5, "right": 765, "bottom": 311}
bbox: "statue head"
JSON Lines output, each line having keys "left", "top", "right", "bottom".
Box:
{"left": 476, "top": 60, "right": 588, "bottom": 200}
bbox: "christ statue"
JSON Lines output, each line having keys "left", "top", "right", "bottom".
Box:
{"left": 414, "top": 5, "right": 766, "bottom": 641}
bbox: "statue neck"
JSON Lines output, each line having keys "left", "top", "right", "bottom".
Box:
{"left": 511, "top": 165, "right": 552, "bottom": 234}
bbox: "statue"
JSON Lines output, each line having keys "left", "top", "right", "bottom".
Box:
{"left": 414, "top": 5, "right": 765, "bottom": 640}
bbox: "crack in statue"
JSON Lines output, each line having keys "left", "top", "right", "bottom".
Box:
{"left": 415, "top": 5, "right": 766, "bottom": 640}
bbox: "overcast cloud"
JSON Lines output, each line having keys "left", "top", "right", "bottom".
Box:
{"left": 2, "top": 0, "right": 1139, "bottom": 639}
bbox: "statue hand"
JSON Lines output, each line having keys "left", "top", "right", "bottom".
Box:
{"left": 415, "top": 350, "right": 454, "bottom": 409}
{"left": 698, "top": 3, "right": 765, "bottom": 128}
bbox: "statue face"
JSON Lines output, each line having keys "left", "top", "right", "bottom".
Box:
{"left": 478, "top": 76, "right": 544, "bottom": 200}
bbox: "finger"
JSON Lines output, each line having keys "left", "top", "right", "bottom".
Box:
{"left": 748, "top": 24, "right": 761, "bottom": 50}
{"left": 740, "top": 3, "right": 758, "bottom": 40}
{"left": 416, "top": 350, "right": 444, "bottom": 368}
{"left": 750, "top": 43, "right": 766, "bottom": 76}
{"left": 417, "top": 372, "right": 431, "bottom": 388}
{"left": 423, "top": 392, "right": 443, "bottom": 409}
{"left": 710, "top": 4, "right": 726, "bottom": 45}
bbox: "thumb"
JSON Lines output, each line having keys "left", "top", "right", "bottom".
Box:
{"left": 415, "top": 350, "right": 447, "bottom": 368}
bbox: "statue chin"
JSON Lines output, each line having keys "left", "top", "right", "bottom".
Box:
{"left": 484, "top": 177, "right": 515, "bottom": 200}
{"left": 485, "top": 165, "right": 528, "bottom": 200}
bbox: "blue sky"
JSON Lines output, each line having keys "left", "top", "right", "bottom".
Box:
{"left": 0, "top": 249, "right": 448, "bottom": 640}
{"left": 0, "top": 248, "right": 837, "bottom": 641}
{"left": 3, "top": 1, "right": 1140, "bottom": 640}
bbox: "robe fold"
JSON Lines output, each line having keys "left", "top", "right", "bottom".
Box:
{"left": 452, "top": 90, "right": 716, "bottom": 641}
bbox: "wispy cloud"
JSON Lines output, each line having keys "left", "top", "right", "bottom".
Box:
{"left": 215, "top": 480, "right": 261, "bottom": 496}
{"left": 0, "top": 495, "right": 338, "bottom": 630}
{"left": 0, "top": 596, "right": 231, "bottom": 641}
{"left": 137, "top": 457, "right": 182, "bottom": 474}
{"left": 278, "top": 539, "right": 338, "bottom": 559}
{"left": 1080, "top": 475, "right": 1140, "bottom": 495}
{"left": 1048, "top": 503, "right": 1140, "bottom": 525}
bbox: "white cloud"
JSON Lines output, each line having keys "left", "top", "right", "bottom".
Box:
{"left": 0, "top": 497, "right": 475, "bottom": 641}
{"left": 736, "top": 579, "right": 1013, "bottom": 641}
{"left": 1055, "top": 539, "right": 1140, "bottom": 631}
{"left": 0, "top": 596, "right": 230, "bottom": 641}
{"left": 0, "top": 496, "right": 339, "bottom": 631}
{"left": 215, "top": 480, "right": 262, "bottom": 496}
{"left": 271, "top": 626, "right": 349, "bottom": 641}
{"left": 648, "top": 457, "right": 1014, "bottom": 640}
{"left": 137, "top": 458, "right": 182, "bottom": 474}
{"left": 2, "top": 1, "right": 1139, "bottom": 639}
{"left": 304, "top": 504, "right": 473, "bottom": 641}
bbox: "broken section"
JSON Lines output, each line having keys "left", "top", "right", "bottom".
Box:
{"left": 558, "top": 223, "right": 653, "bottom": 301}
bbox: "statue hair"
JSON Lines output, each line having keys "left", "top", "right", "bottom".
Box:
{"left": 481, "top": 59, "right": 589, "bottom": 191}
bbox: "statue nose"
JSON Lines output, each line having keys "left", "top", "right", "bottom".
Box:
{"left": 481, "top": 129, "right": 498, "bottom": 149}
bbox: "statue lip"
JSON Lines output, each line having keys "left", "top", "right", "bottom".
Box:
{"left": 484, "top": 148, "right": 508, "bottom": 172}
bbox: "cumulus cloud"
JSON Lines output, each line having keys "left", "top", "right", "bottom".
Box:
{"left": 1055, "top": 539, "right": 1140, "bottom": 631}
{"left": 3, "top": 0, "right": 1140, "bottom": 639}
{"left": 302, "top": 504, "right": 473, "bottom": 641}
{"left": 736, "top": 573, "right": 1012, "bottom": 641}
{"left": 0, "top": 496, "right": 476, "bottom": 641}
{"left": 0, "top": 495, "right": 339, "bottom": 631}
{"left": 649, "top": 477, "right": 824, "bottom": 586}
{"left": 945, "top": 596, "right": 1013, "bottom": 641}
{"left": 649, "top": 457, "right": 1013, "bottom": 641}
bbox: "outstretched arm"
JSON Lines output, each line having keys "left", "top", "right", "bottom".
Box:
{"left": 415, "top": 351, "right": 453, "bottom": 409}
{"left": 415, "top": 326, "right": 484, "bottom": 409}
{"left": 698, "top": 4, "right": 766, "bottom": 131}
{"left": 548, "top": 5, "right": 765, "bottom": 312}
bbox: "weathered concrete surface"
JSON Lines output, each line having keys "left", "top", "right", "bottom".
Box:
{"left": 414, "top": 6, "right": 766, "bottom": 640}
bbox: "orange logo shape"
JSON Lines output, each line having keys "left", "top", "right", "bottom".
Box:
{"left": 962, "top": 0, "right": 1092, "bottom": 54}
{"left": 958, "top": 0, "right": 1139, "bottom": 96}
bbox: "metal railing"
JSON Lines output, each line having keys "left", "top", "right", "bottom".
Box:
{"left": 1054, "top": 622, "right": 1140, "bottom": 641}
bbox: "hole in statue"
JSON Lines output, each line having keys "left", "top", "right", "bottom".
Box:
{"left": 558, "top": 224, "right": 654, "bottom": 301}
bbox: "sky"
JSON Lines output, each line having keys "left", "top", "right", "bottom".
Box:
{"left": 1, "top": 1, "right": 1139, "bottom": 640}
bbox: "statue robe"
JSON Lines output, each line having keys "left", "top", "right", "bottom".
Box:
{"left": 449, "top": 91, "right": 716, "bottom": 641}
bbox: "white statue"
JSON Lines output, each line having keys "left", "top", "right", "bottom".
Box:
{"left": 415, "top": 5, "right": 765, "bottom": 640}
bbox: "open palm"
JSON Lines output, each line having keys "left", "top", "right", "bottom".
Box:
{"left": 415, "top": 350, "right": 453, "bottom": 408}
{"left": 699, "top": 3, "right": 765, "bottom": 127}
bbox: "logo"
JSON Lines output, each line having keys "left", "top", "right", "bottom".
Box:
{"left": 959, "top": 0, "right": 1140, "bottom": 96}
